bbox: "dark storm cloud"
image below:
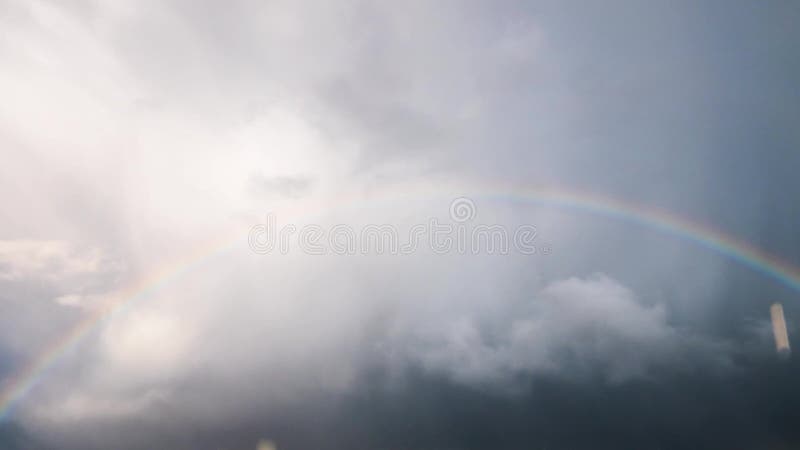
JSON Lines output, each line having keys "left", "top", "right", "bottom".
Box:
{"left": 0, "top": 422, "right": 37, "bottom": 450}
{"left": 331, "top": 357, "right": 800, "bottom": 450}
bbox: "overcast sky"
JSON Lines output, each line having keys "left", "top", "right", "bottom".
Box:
{"left": 1, "top": 1, "right": 799, "bottom": 449}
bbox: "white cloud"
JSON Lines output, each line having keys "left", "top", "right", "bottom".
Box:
{"left": 388, "top": 274, "right": 721, "bottom": 387}
{"left": 0, "top": 240, "right": 107, "bottom": 281}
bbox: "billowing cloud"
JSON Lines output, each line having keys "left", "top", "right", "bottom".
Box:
{"left": 392, "top": 274, "right": 723, "bottom": 387}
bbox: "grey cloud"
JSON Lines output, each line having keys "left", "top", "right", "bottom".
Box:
{"left": 319, "top": 78, "right": 445, "bottom": 162}
{"left": 247, "top": 174, "right": 314, "bottom": 200}
{"left": 381, "top": 274, "right": 728, "bottom": 389}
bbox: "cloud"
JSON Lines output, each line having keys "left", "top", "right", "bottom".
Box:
{"left": 0, "top": 0, "right": 798, "bottom": 449}
{"left": 247, "top": 174, "right": 314, "bottom": 200}
{"left": 0, "top": 240, "right": 123, "bottom": 313}
{"left": 0, "top": 240, "right": 105, "bottom": 282}
{"left": 382, "top": 274, "right": 726, "bottom": 388}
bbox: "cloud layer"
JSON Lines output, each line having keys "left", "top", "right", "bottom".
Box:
{"left": 1, "top": 0, "right": 799, "bottom": 449}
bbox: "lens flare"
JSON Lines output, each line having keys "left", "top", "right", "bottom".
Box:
{"left": 770, "top": 303, "right": 791, "bottom": 357}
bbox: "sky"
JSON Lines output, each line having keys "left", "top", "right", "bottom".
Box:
{"left": 0, "top": 0, "right": 799, "bottom": 449}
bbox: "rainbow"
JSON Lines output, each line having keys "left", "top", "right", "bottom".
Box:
{"left": 0, "top": 232, "right": 239, "bottom": 422}
{"left": 1, "top": 182, "right": 798, "bottom": 420}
